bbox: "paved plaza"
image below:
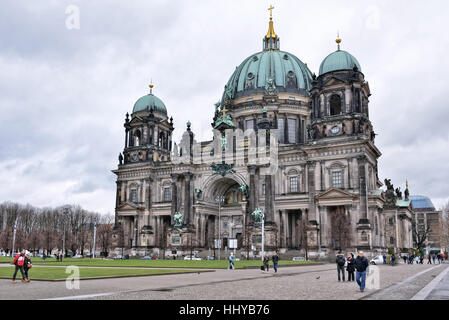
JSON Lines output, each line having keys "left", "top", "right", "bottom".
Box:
{"left": 0, "top": 262, "right": 448, "bottom": 300}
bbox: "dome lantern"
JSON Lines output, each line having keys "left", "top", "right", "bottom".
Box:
{"left": 263, "top": 5, "right": 280, "bottom": 51}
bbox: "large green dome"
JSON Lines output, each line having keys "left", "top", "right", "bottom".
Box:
{"left": 222, "top": 50, "right": 313, "bottom": 102}
{"left": 319, "top": 50, "right": 361, "bottom": 76}
{"left": 132, "top": 92, "right": 167, "bottom": 115}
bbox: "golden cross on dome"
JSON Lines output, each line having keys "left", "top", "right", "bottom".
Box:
{"left": 268, "top": 5, "right": 274, "bottom": 19}
{"left": 149, "top": 79, "right": 154, "bottom": 94}
{"left": 221, "top": 106, "right": 227, "bottom": 117}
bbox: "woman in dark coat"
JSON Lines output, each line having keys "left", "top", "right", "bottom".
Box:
{"left": 346, "top": 253, "right": 355, "bottom": 282}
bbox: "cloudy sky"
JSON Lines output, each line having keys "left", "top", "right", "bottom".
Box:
{"left": 1, "top": 0, "right": 448, "bottom": 214}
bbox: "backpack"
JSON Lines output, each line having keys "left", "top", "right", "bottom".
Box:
{"left": 337, "top": 255, "right": 345, "bottom": 266}
{"left": 17, "top": 256, "right": 25, "bottom": 267}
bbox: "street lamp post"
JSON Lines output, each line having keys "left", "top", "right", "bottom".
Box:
{"left": 11, "top": 216, "right": 19, "bottom": 255}
{"left": 215, "top": 195, "right": 225, "bottom": 260}
{"left": 92, "top": 218, "right": 97, "bottom": 259}
{"left": 252, "top": 208, "right": 265, "bottom": 262}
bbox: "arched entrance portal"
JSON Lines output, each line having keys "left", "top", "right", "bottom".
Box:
{"left": 199, "top": 175, "right": 247, "bottom": 251}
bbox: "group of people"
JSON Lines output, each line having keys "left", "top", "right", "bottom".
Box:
{"left": 336, "top": 250, "right": 369, "bottom": 292}
{"left": 12, "top": 249, "right": 32, "bottom": 283}
{"left": 227, "top": 250, "right": 281, "bottom": 273}
{"left": 395, "top": 252, "right": 446, "bottom": 265}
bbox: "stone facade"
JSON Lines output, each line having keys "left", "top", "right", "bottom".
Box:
{"left": 111, "top": 16, "right": 414, "bottom": 259}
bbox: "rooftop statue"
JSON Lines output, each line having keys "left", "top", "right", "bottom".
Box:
{"left": 384, "top": 178, "right": 393, "bottom": 191}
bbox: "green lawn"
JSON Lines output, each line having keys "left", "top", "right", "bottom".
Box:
{"left": 0, "top": 257, "right": 316, "bottom": 269}
{"left": 0, "top": 265, "right": 204, "bottom": 280}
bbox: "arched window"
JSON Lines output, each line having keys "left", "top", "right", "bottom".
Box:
{"left": 134, "top": 130, "right": 141, "bottom": 147}
{"left": 329, "top": 94, "right": 342, "bottom": 116}
{"left": 130, "top": 189, "right": 137, "bottom": 203}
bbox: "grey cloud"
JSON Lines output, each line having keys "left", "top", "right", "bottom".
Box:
{"left": 1, "top": 0, "right": 448, "bottom": 213}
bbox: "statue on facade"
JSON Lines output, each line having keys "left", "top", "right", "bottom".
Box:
{"left": 194, "top": 188, "right": 202, "bottom": 200}
{"left": 173, "top": 212, "right": 183, "bottom": 229}
{"left": 221, "top": 135, "right": 227, "bottom": 152}
{"left": 118, "top": 153, "right": 123, "bottom": 165}
{"left": 239, "top": 184, "right": 249, "bottom": 198}
{"left": 252, "top": 208, "right": 264, "bottom": 224}
{"left": 214, "top": 101, "right": 221, "bottom": 115}
{"left": 265, "top": 77, "right": 276, "bottom": 95}
{"left": 358, "top": 117, "right": 365, "bottom": 133}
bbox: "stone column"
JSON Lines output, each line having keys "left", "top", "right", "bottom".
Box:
{"left": 264, "top": 173, "right": 274, "bottom": 224}
{"left": 282, "top": 210, "right": 288, "bottom": 248}
{"left": 307, "top": 161, "right": 318, "bottom": 224}
{"left": 170, "top": 174, "right": 179, "bottom": 225}
{"left": 357, "top": 155, "right": 368, "bottom": 221}
{"left": 114, "top": 181, "right": 121, "bottom": 226}
{"left": 134, "top": 215, "right": 139, "bottom": 247}
{"left": 183, "top": 172, "right": 193, "bottom": 227}
{"left": 248, "top": 166, "right": 257, "bottom": 218}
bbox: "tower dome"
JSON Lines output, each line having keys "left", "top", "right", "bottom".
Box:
{"left": 132, "top": 84, "right": 167, "bottom": 115}
{"left": 319, "top": 36, "right": 361, "bottom": 76}
{"left": 221, "top": 6, "right": 312, "bottom": 103}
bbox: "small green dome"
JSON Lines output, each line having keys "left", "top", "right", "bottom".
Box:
{"left": 319, "top": 50, "right": 361, "bottom": 76}
{"left": 222, "top": 50, "right": 313, "bottom": 102}
{"left": 132, "top": 93, "right": 167, "bottom": 115}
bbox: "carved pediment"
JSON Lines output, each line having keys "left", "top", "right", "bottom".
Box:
{"left": 129, "top": 116, "right": 144, "bottom": 125}
{"left": 316, "top": 188, "right": 356, "bottom": 200}
{"left": 117, "top": 201, "right": 139, "bottom": 211}
{"left": 322, "top": 76, "right": 347, "bottom": 87}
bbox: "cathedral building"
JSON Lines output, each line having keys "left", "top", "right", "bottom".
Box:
{"left": 112, "top": 9, "right": 414, "bottom": 258}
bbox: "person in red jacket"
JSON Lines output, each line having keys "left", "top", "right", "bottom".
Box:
{"left": 12, "top": 249, "right": 26, "bottom": 283}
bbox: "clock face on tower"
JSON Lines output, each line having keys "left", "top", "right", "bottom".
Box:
{"left": 331, "top": 126, "right": 340, "bottom": 134}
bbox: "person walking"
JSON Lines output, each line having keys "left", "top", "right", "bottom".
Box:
{"left": 437, "top": 253, "right": 442, "bottom": 264}
{"left": 263, "top": 254, "right": 270, "bottom": 272}
{"left": 23, "top": 251, "right": 32, "bottom": 282}
{"left": 12, "top": 249, "right": 26, "bottom": 283}
{"left": 391, "top": 253, "right": 396, "bottom": 266}
{"left": 272, "top": 250, "right": 280, "bottom": 273}
{"left": 42, "top": 251, "right": 46, "bottom": 263}
{"left": 227, "top": 253, "right": 235, "bottom": 270}
{"left": 336, "top": 251, "right": 346, "bottom": 282}
{"left": 428, "top": 254, "right": 432, "bottom": 264}
{"left": 432, "top": 254, "right": 436, "bottom": 264}
{"left": 346, "top": 253, "right": 355, "bottom": 282}
{"left": 383, "top": 254, "right": 387, "bottom": 264}
{"left": 419, "top": 255, "right": 424, "bottom": 264}
{"left": 402, "top": 255, "right": 407, "bottom": 264}
{"left": 354, "top": 251, "right": 369, "bottom": 292}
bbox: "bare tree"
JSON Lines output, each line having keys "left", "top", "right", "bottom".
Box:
{"left": 97, "top": 214, "right": 114, "bottom": 256}
{"left": 441, "top": 201, "right": 449, "bottom": 252}
{"left": 329, "top": 207, "right": 351, "bottom": 251}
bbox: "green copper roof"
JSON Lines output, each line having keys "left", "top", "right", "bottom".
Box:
{"left": 132, "top": 93, "right": 167, "bottom": 115}
{"left": 222, "top": 50, "right": 313, "bottom": 103}
{"left": 396, "top": 199, "right": 411, "bottom": 208}
{"left": 319, "top": 50, "right": 361, "bottom": 76}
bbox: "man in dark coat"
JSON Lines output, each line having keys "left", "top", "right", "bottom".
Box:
{"left": 346, "top": 253, "right": 355, "bottom": 282}
{"left": 354, "top": 251, "right": 369, "bottom": 292}
{"left": 336, "top": 251, "right": 346, "bottom": 281}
